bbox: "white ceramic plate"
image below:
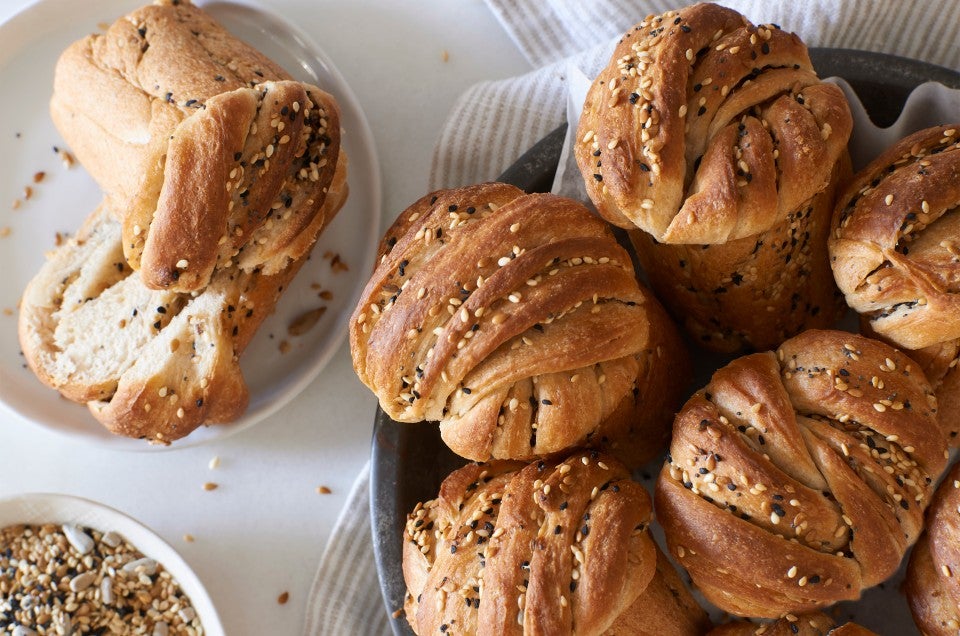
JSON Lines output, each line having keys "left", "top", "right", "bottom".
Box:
{"left": 0, "top": 492, "right": 225, "bottom": 635}
{"left": 0, "top": 0, "right": 381, "bottom": 450}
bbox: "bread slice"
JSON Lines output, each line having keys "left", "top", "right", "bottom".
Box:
{"left": 19, "top": 153, "right": 347, "bottom": 442}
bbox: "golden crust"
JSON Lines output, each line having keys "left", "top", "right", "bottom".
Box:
{"left": 655, "top": 329, "right": 947, "bottom": 617}
{"left": 906, "top": 461, "right": 960, "bottom": 636}
{"left": 350, "top": 183, "right": 689, "bottom": 465}
{"left": 575, "top": 3, "right": 851, "bottom": 244}
{"left": 830, "top": 124, "right": 960, "bottom": 351}
{"left": 402, "top": 452, "right": 708, "bottom": 636}
{"left": 50, "top": 0, "right": 344, "bottom": 293}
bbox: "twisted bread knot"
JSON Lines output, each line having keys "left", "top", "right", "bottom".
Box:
{"left": 906, "top": 462, "right": 960, "bottom": 635}
{"left": 403, "top": 452, "right": 707, "bottom": 636}
{"left": 576, "top": 3, "right": 851, "bottom": 244}
{"left": 351, "top": 183, "right": 687, "bottom": 464}
{"left": 830, "top": 124, "right": 960, "bottom": 350}
{"left": 656, "top": 329, "right": 947, "bottom": 617}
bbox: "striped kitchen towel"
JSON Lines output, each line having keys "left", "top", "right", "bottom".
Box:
{"left": 305, "top": 1, "right": 960, "bottom": 634}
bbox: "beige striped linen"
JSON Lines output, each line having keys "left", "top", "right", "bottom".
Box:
{"left": 305, "top": 1, "right": 960, "bottom": 634}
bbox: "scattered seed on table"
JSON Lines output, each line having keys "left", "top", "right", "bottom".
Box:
{"left": 203, "top": 481, "right": 219, "bottom": 491}
{"left": 278, "top": 591, "right": 290, "bottom": 605}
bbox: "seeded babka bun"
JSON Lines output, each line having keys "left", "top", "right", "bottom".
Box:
{"left": 655, "top": 329, "right": 947, "bottom": 618}
{"left": 350, "top": 183, "right": 689, "bottom": 467}
{"left": 51, "top": 0, "right": 346, "bottom": 293}
{"left": 708, "top": 613, "right": 878, "bottom": 636}
{"left": 575, "top": 3, "right": 852, "bottom": 352}
{"left": 905, "top": 462, "right": 960, "bottom": 636}
{"left": 829, "top": 125, "right": 960, "bottom": 445}
{"left": 402, "top": 451, "right": 710, "bottom": 636}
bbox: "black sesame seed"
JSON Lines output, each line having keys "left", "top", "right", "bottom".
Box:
{"left": 761, "top": 42, "right": 770, "bottom": 55}
{"left": 554, "top": 525, "right": 561, "bottom": 535}
{"left": 462, "top": 387, "right": 472, "bottom": 394}
{"left": 680, "top": 24, "right": 691, "bottom": 32}
{"left": 593, "top": 173, "right": 603, "bottom": 181}
{"left": 541, "top": 399, "right": 552, "bottom": 405}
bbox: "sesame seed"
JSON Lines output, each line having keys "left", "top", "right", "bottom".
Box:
{"left": 884, "top": 194, "right": 894, "bottom": 205}
{"left": 202, "top": 482, "right": 218, "bottom": 491}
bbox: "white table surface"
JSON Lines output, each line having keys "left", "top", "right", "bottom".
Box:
{"left": 0, "top": 0, "right": 530, "bottom": 633}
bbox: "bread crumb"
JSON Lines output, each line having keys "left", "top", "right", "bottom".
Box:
{"left": 323, "top": 251, "right": 349, "bottom": 273}
{"left": 441, "top": 49, "right": 450, "bottom": 62}
{"left": 2, "top": 308, "right": 13, "bottom": 316}
{"left": 23, "top": 186, "right": 33, "bottom": 200}
{"left": 33, "top": 171, "right": 45, "bottom": 183}
{"left": 278, "top": 340, "right": 291, "bottom": 354}
{"left": 316, "top": 486, "right": 332, "bottom": 495}
{"left": 319, "top": 290, "right": 333, "bottom": 301}
{"left": 55, "top": 232, "right": 68, "bottom": 246}
{"left": 392, "top": 608, "right": 404, "bottom": 619}
{"left": 277, "top": 591, "right": 289, "bottom": 605}
{"left": 0, "top": 227, "right": 11, "bottom": 238}
{"left": 288, "top": 306, "right": 327, "bottom": 336}
{"left": 208, "top": 456, "right": 220, "bottom": 470}
{"left": 11, "top": 199, "right": 21, "bottom": 210}
{"left": 183, "top": 534, "right": 195, "bottom": 543}
{"left": 202, "top": 482, "right": 218, "bottom": 491}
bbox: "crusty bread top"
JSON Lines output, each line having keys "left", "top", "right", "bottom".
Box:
{"left": 402, "top": 452, "right": 657, "bottom": 635}
{"left": 136, "top": 80, "right": 342, "bottom": 292}
{"left": 350, "top": 183, "right": 687, "bottom": 462}
{"left": 830, "top": 124, "right": 960, "bottom": 350}
{"left": 50, "top": 0, "right": 344, "bottom": 293}
{"left": 656, "top": 329, "right": 946, "bottom": 618}
{"left": 575, "top": 3, "right": 851, "bottom": 243}
{"left": 50, "top": 0, "right": 292, "bottom": 208}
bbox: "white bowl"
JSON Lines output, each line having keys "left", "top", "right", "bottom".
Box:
{"left": 0, "top": 493, "right": 225, "bottom": 636}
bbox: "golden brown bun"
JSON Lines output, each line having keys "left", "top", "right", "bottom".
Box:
{"left": 655, "top": 329, "right": 947, "bottom": 618}
{"left": 631, "top": 156, "right": 848, "bottom": 353}
{"left": 906, "top": 462, "right": 960, "bottom": 635}
{"left": 50, "top": 0, "right": 344, "bottom": 292}
{"left": 708, "top": 613, "right": 877, "bottom": 636}
{"left": 830, "top": 125, "right": 960, "bottom": 351}
{"left": 402, "top": 451, "right": 710, "bottom": 635}
{"left": 575, "top": 3, "right": 852, "bottom": 243}
{"left": 350, "top": 183, "right": 689, "bottom": 466}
